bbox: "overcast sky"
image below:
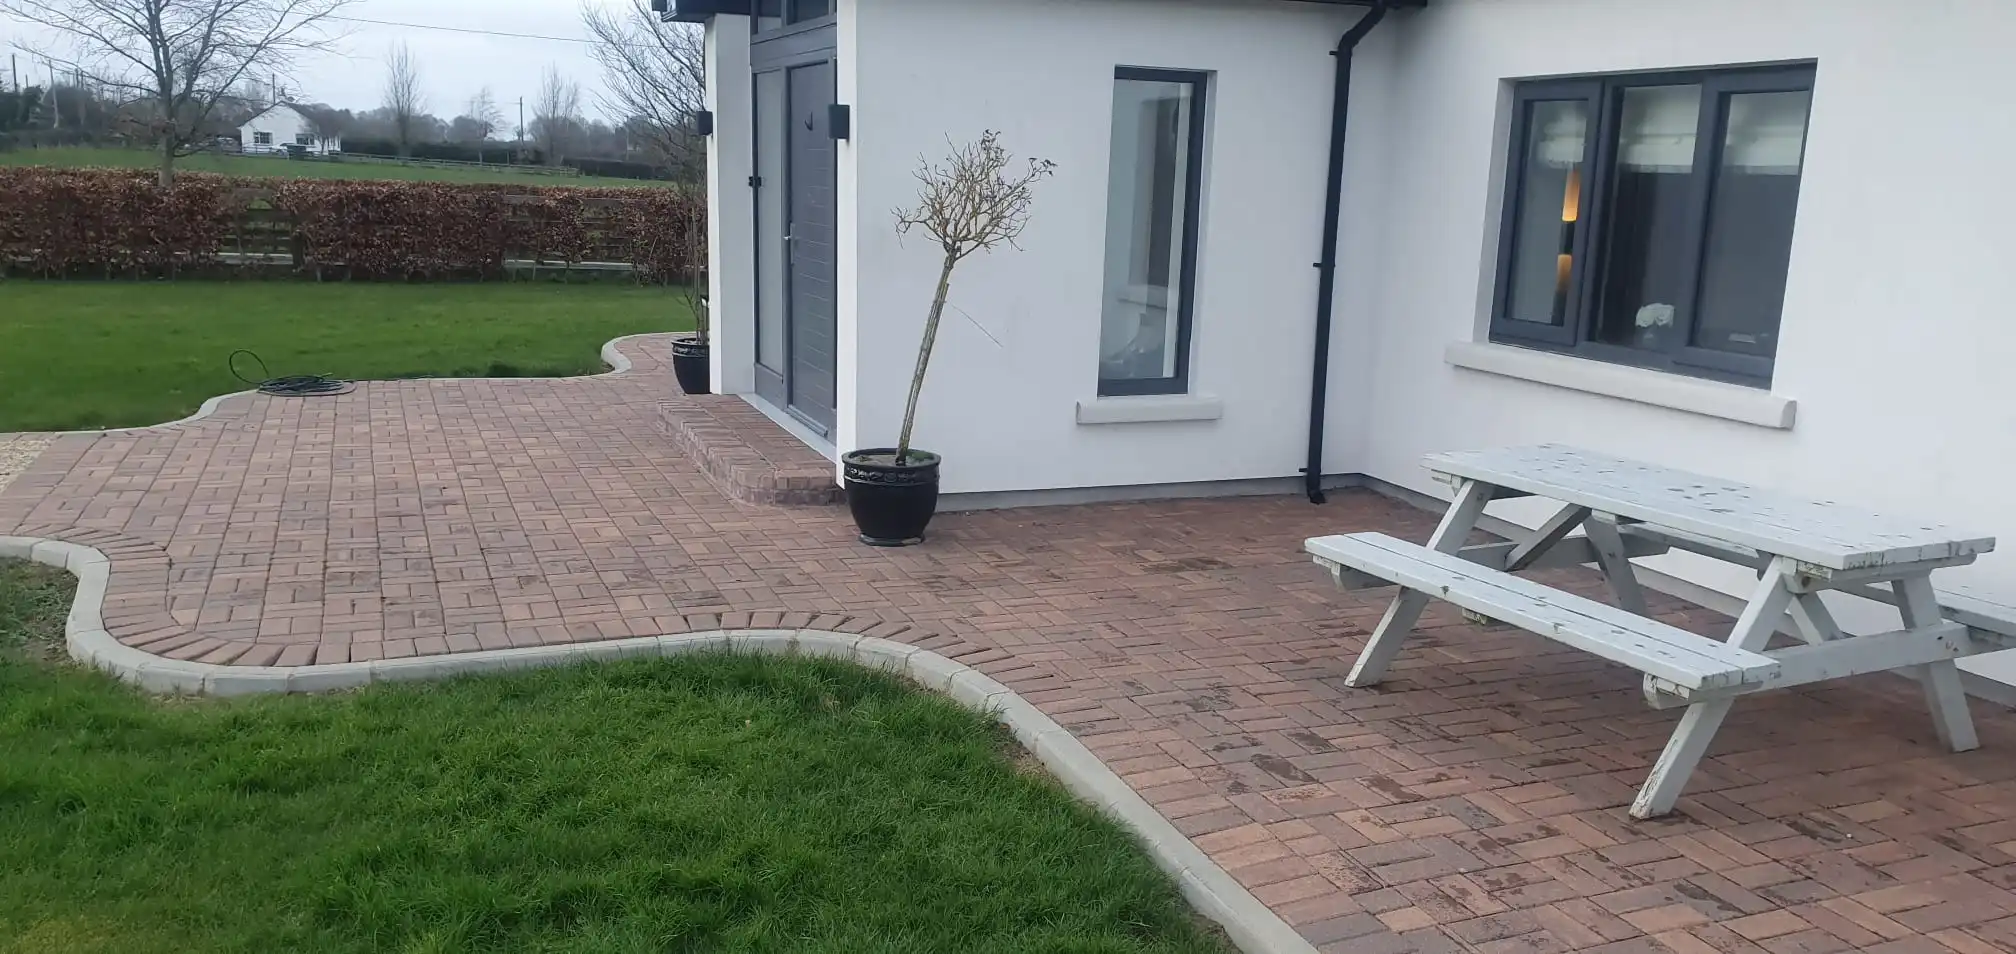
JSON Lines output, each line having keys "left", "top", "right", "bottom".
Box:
{"left": 3, "top": 0, "right": 643, "bottom": 123}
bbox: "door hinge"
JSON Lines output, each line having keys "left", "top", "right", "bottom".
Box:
{"left": 748, "top": 175, "right": 763, "bottom": 188}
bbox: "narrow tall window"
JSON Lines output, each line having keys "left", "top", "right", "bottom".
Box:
{"left": 1099, "top": 68, "right": 1207, "bottom": 397}
{"left": 1489, "top": 66, "right": 1813, "bottom": 385}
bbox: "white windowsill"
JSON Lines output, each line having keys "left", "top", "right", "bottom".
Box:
{"left": 1076, "top": 394, "right": 1223, "bottom": 425}
{"left": 1444, "top": 341, "right": 1796, "bottom": 430}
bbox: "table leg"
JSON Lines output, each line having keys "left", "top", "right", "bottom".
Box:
{"left": 1894, "top": 575, "right": 1979, "bottom": 753}
{"left": 1583, "top": 514, "right": 1649, "bottom": 616}
{"left": 1345, "top": 479, "right": 1494, "bottom": 688}
{"left": 1633, "top": 558, "right": 1795, "bottom": 819}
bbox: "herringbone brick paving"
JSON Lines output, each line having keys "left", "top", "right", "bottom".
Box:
{"left": 4, "top": 334, "right": 2015, "bottom": 953}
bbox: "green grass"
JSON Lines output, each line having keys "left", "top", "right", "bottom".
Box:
{"left": 0, "top": 147, "right": 671, "bottom": 188}
{"left": 0, "top": 282, "right": 692, "bottom": 431}
{"left": 0, "top": 560, "right": 1228, "bottom": 954}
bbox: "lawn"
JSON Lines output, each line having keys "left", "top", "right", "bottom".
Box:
{"left": 0, "top": 560, "right": 1228, "bottom": 954}
{"left": 0, "top": 147, "right": 671, "bottom": 188}
{"left": 0, "top": 282, "right": 692, "bottom": 431}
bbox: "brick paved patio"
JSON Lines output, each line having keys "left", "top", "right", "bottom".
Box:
{"left": 4, "top": 334, "right": 2015, "bottom": 953}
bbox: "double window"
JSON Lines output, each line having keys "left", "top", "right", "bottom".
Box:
{"left": 1098, "top": 68, "right": 1207, "bottom": 396}
{"left": 753, "top": 0, "right": 830, "bottom": 32}
{"left": 252, "top": 131, "right": 273, "bottom": 146}
{"left": 1490, "top": 66, "right": 1814, "bottom": 385}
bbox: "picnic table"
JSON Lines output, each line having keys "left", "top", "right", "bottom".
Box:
{"left": 1307, "top": 444, "right": 1998, "bottom": 819}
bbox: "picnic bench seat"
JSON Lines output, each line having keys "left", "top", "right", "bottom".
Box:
{"left": 1308, "top": 533, "right": 1781, "bottom": 694}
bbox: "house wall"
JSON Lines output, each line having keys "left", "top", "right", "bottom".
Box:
{"left": 239, "top": 107, "right": 338, "bottom": 155}
{"left": 842, "top": 0, "right": 1385, "bottom": 493}
{"left": 1348, "top": 0, "right": 2016, "bottom": 684}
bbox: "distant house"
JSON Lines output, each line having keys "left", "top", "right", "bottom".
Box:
{"left": 238, "top": 104, "right": 340, "bottom": 156}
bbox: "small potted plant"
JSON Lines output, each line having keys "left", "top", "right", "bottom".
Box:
{"left": 671, "top": 205, "right": 711, "bottom": 395}
{"left": 843, "top": 131, "right": 1054, "bottom": 546}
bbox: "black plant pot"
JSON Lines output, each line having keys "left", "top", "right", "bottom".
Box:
{"left": 670, "top": 337, "right": 710, "bottom": 395}
{"left": 843, "top": 448, "right": 941, "bottom": 547}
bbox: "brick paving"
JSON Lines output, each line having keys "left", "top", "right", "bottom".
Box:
{"left": 4, "top": 333, "right": 2016, "bottom": 953}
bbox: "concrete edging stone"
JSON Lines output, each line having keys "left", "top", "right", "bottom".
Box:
{"left": 0, "top": 534, "right": 1319, "bottom": 954}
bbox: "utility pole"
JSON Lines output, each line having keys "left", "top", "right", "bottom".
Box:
{"left": 47, "top": 60, "right": 58, "bottom": 129}
{"left": 517, "top": 97, "right": 525, "bottom": 163}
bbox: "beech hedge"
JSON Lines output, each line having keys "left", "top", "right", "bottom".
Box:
{"left": 0, "top": 167, "right": 703, "bottom": 282}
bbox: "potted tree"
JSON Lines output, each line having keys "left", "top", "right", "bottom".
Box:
{"left": 843, "top": 131, "right": 1054, "bottom": 546}
{"left": 671, "top": 203, "right": 711, "bottom": 394}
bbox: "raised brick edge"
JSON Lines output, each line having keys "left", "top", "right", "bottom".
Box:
{"left": 659, "top": 401, "right": 842, "bottom": 507}
{"left": 0, "top": 534, "right": 1316, "bottom": 954}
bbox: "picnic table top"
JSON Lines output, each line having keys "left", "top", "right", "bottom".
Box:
{"left": 1426, "top": 444, "right": 1996, "bottom": 572}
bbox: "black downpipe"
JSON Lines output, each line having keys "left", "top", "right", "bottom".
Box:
{"left": 1304, "top": 0, "right": 1390, "bottom": 504}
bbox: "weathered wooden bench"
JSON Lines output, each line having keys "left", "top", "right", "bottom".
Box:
{"left": 1308, "top": 445, "right": 1997, "bottom": 820}
{"left": 1309, "top": 533, "right": 1782, "bottom": 694}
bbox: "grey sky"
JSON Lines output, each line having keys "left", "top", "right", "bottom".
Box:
{"left": 3, "top": 0, "right": 645, "bottom": 124}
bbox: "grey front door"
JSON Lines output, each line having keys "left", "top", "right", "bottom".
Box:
{"left": 783, "top": 62, "right": 837, "bottom": 434}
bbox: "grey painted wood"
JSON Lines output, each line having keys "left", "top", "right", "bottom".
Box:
{"left": 1631, "top": 557, "right": 1798, "bottom": 819}
{"left": 1309, "top": 532, "right": 1780, "bottom": 692}
{"left": 1506, "top": 503, "right": 1591, "bottom": 571}
{"left": 1428, "top": 445, "right": 1995, "bottom": 572}
{"left": 785, "top": 60, "right": 838, "bottom": 434}
{"left": 1582, "top": 515, "right": 1649, "bottom": 615}
{"left": 1896, "top": 575, "right": 1980, "bottom": 753}
{"left": 1342, "top": 480, "right": 1493, "bottom": 688}
{"left": 1456, "top": 534, "right": 1669, "bottom": 573}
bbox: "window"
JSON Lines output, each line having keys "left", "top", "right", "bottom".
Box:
{"left": 752, "top": 0, "right": 827, "bottom": 32}
{"left": 1098, "top": 68, "right": 1207, "bottom": 397}
{"left": 295, "top": 133, "right": 315, "bottom": 146}
{"left": 1490, "top": 66, "right": 1813, "bottom": 385}
{"left": 252, "top": 131, "right": 273, "bottom": 146}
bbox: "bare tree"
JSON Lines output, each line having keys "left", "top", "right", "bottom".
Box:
{"left": 1, "top": 0, "right": 351, "bottom": 186}
{"left": 531, "top": 65, "right": 581, "bottom": 165}
{"left": 380, "top": 41, "right": 424, "bottom": 156}
{"left": 463, "top": 86, "right": 503, "bottom": 140}
{"left": 889, "top": 132, "right": 1054, "bottom": 464}
{"left": 581, "top": 0, "right": 702, "bottom": 177}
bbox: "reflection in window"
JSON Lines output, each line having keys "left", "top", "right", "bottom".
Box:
{"left": 1098, "top": 70, "right": 1206, "bottom": 396}
{"left": 1503, "top": 100, "right": 1587, "bottom": 327}
{"left": 1694, "top": 90, "right": 1810, "bottom": 358}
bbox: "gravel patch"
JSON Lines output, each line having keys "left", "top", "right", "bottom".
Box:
{"left": 0, "top": 434, "right": 52, "bottom": 494}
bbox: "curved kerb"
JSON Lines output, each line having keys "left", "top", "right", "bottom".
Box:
{"left": 0, "top": 536, "right": 1318, "bottom": 954}
{"left": 45, "top": 334, "right": 651, "bottom": 437}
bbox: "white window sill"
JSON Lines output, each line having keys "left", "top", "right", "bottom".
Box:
{"left": 1444, "top": 341, "right": 1796, "bottom": 430}
{"left": 1076, "top": 394, "right": 1223, "bottom": 425}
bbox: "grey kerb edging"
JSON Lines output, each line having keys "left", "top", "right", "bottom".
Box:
{"left": 0, "top": 534, "right": 1317, "bottom": 954}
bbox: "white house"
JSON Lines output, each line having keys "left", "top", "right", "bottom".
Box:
{"left": 669, "top": 0, "right": 2016, "bottom": 692}
{"left": 238, "top": 104, "right": 340, "bottom": 156}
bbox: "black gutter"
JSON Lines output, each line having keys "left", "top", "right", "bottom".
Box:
{"left": 1303, "top": 0, "right": 1392, "bottom": 504}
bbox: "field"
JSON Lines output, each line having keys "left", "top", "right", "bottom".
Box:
{"left": 0, "top": 282, "right": 692, "bottom": 432}
{"left": 0, "top": 146, "right": 671, "bottom": 188}
{"left": 0, "top": 560, "right": 1228, "bottom": 954}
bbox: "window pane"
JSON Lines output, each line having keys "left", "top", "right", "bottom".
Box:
{"left": 1592, "top": 85, "right": 1701, "bottom": 352}
{"left": 789, "top": 0, "right": 831, "bottom": 21}
{"left": 753, "top": 0, "right": 782, "bottom": 31}
{"left": 1694, "top": 89, "right": 1810, "bottom": 358}
{"left": 1503, "top": 100, "right": 1588, "bottom": 327}
{"left": 1099, "top": 76, "right": 1199, "bottom": 393}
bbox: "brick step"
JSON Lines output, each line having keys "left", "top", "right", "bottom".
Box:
{"left": 658, "top": 398, "right": 841, "bottom": 507}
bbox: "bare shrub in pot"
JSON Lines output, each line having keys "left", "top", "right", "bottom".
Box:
{"left": 843, "top": 130, "right": 1054, "bottom": 546}
{"left": 670, "top": 200, "right": 711, "bottom": 394}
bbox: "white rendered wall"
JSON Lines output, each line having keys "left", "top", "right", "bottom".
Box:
{"left": 1347, "top": 0, "right": 2016, "bottom": 683}
{"left": 844, "top": 0, "right": 1382, "bottom": 494}
{"left": 706, "top": 15, "right": 757, "bottom": 395}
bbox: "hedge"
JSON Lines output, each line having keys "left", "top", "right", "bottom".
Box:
{"left": 0, "top": 167, "right": 703, "bottom": 282}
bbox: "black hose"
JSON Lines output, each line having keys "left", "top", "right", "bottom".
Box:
{"left": 228, "top": 350, "right": 355, "bottom": 397}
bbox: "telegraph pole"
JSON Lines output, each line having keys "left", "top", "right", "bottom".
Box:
{"left": 517, "top": 97, "right": 525, "bottom": 163}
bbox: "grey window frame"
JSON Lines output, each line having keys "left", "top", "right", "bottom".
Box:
{"left": 1098, "top": 66, "right": 1209, "bottom": 398}
{"left": 1489, "top": 64, "right": 1815, "bottom": 387}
